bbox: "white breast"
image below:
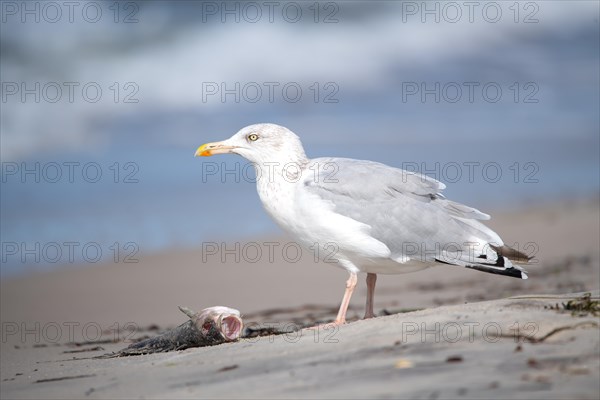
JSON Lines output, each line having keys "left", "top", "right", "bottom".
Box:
{"left": 254, "top": 168, "right": 391, "bottom": 270}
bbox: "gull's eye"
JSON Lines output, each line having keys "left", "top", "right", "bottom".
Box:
{"left": 247, "top": 134, "right": 259, "bottom": 142}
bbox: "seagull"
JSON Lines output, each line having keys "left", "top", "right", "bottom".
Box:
{"left": 195, "top": 123, "right": 530, "bottom": 325}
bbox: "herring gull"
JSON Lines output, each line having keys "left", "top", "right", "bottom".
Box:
{"left": 195, "top": 123, "right": 530, "bottom": 325}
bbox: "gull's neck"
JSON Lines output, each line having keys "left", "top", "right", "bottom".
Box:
{"left": 252, "top": 154, "right": 309, "bottom": 227}
{"left": 251, "top": 147, "right": 309, "bottom": 186}
{"left": 252, "top": 156, "right": 309, "bottom": 192}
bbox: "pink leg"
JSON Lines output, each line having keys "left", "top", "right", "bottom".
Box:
{"left": 333, "top": 272, "right": 358, "bottom": 325}
{"left": 364, "top": 273, "right": 377, "bottom": 319}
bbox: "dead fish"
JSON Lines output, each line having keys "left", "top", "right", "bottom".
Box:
{"left": 103, "top": 306, "right": 243, "bottom": 357}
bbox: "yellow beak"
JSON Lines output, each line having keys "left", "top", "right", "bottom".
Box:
{"left": 194, "top": 141, "right": 237, "bottom": 157}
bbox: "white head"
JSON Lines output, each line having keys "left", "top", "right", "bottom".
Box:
{"left": 195, "top": 123, "right": 308, "bottom": 166}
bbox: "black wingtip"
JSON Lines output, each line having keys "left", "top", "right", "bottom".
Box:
{"left": 465, "top": 264, "right": 528, "bottom": 279}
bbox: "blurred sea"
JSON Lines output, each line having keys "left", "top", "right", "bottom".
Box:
{"left": 1, "top": 1, "right": 598, "bottom": 276}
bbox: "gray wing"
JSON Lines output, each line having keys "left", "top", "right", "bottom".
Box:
{"left": 305, "top": 157, "right": 491, "bottom": 219}
{"left": 302, "top": 157, "right": 504, "bottom": 259}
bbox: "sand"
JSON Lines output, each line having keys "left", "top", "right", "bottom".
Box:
{"left": 1, "top": 198, "right": 599, "bottom": 399}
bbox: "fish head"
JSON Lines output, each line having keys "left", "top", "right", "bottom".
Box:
{"left": 195, "top": 306, "right": 243, "bottom": 343}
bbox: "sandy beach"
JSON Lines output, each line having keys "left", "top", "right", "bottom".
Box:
{"left": 1, "top": 198, "right": 599, "bottom": 399}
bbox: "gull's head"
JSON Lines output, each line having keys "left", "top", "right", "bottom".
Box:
{"left": 195, "top": 123, "right": 307, "bottom": 165}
